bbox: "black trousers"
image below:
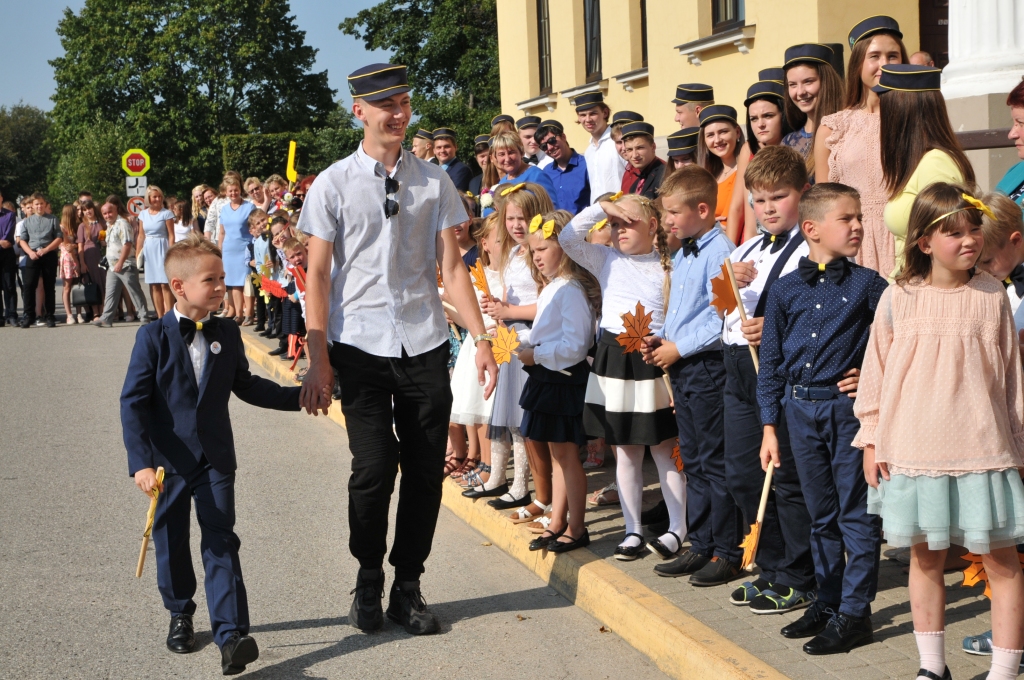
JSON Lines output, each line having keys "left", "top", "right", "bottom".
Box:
{"left": 668, "top": 350, "right": 742, "bottom": 562}
{"left": 0, "top": 248, "right": 17, "bottom": 321}
{"left": 722, "top": 344, "right": 815, "bottom": 591}
{"left": 330, "top": 341, "right": 452, "bottom": 582}
{"left": 21, "top": 251, "right": 57, "bottom": 322}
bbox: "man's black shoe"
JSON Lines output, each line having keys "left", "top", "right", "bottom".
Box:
{"left": 640, "top": 500, "right": 668, "bottom": 526}
{"left": 689, "top": 556, "right": 742, "bottom": 587}
{"left": 267, "top": 346, "right": 286, "bottom": 356}
{"left": 166, "top": 614, "right": 195, "bottom": 654}
{"left": 386, "top": 581, "right": 439, "bottom": 635}
{"left": 803, "top": 612, "right": 873, "bottom": 655}
{"left": 253, "top": 324, "right": 265, "bottom": 333}
{"left": 220, "top": 632, "right": 259, "bottom": 675}
{"left": 19, "top": 318, "right": 30, "bottom": 328}
{"left": 45, "top": 316, "right": 56, "bottom": 328}
{"left": 654, "top": 549, "right": 709, "bottom": 577}
{"left": 781, "top": 599, "right": 838, "bottom": 639}
{"left": 349, "top": 568, "right": 385, "bottom": 631}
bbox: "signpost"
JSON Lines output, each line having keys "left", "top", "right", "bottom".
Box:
{"left": 122, "top": 149, "right": 151, "bottom": 177}
{"left": 127, "top": 197, "right": 145, "bottom": 216}
{"left": 122, "top": 149, "right": 150, "bottom": 216}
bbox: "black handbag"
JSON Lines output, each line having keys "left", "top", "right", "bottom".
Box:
{"left": 71, "top": 274, "right": 102, "bottom": 307}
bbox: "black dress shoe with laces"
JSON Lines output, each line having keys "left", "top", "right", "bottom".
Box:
{"left": 802, "top": 612, "right": 873, "bottom": 655}
{"left": 654, "top": 549, "right": 709, "bottom": 577}
{"left": 781, "top": 599, "right": 838, "bottom": 639}
{"left": 166, "top": 614, "right": 195, "bottom": 654}
{"left": 386, "top": 581, "right": 439, "bottom": 635}
{"left": 220, "top": 632, "right": 259, "bottom": 675}
{"left": 689, "top": 556, "right": 742, "bottom": 587}
{"left": 349, "top": 568, "right": 385, "bottom": 631}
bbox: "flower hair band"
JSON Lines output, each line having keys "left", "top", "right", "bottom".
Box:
{"left": 529, "top": 214, "right": 556, "bottom": 238}
{"left": 926, "top": 193, "right": 997, "bottom": 228}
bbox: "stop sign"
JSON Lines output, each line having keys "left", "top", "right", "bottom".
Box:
{"left": 122, "top": 149, "right": 151, "bottom": 177}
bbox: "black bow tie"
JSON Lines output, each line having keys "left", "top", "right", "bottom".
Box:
{"left": 1005, "top": 264, "right": 1024, "bottom": 297}
{"left": 798, "top": 257, "right": 848, "bottom": 285}
{"left": 179, "top": 316, "right": 216, "bottom": 346}
{"left": 525, "top": 155, "right": 539, "bottom": 165}
{"left": 681, "top": 238, "right": 700, "bottom": 258}
{"left": 761, "top": 231, "right": 789, "bottom": 253}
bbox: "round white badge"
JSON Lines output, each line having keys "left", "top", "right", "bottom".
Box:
{"left": 210, "top": 341, "right": 222, "bottom": 355}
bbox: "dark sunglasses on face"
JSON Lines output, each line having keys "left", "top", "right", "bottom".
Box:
{"left": 539, "top": 135, "right": 560, "bottom": 149}
{"left": 384, "top": 176, "right": 400, "bottom": 218}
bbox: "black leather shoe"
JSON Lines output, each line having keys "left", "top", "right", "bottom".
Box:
{"left": 386, "top": 581, "right": 439, "bottom": 635}
{"left": 648, "top": 531, "right": 682, "bottom": 559}
{"left": 641, "top": 500, "right": 668, "bottom": 526}
{"left": 916, "top": 668, "right": 951, "bottom": 680}
{"left": 781, "top": 599, "right": 839, "bottom": 639}
{"left": 614, "top": 533, "right": 648, "bottom": 561}
{"left": 254, "top": 324, "right": 265, "bottom": 333}
{"left": 463, "top": 482, "right": 509, "bottom": 499}
{"left": 549, "top": 529, "right": 590, "bottom": 554}
{"left": 166, "top": 614, "right": 195, "bottom": 654}
{"left": 267, "top": 346, "right": 286, "bottom": 356}
{"left": 802, "top": 612, "right": 873, "bottom": 655}
{"left": 689, "top": 556, "right": 742, "bottom": 587}
{"left": 654, "top": 549, "right": 709, "bottom": 577}
{"left": 349, "top": 568, "right": 385, "bottom": 631}
{"left": 220, "top": 632, "right": 259, "bottom": 675}
{"left": 487, "top": 492, "right": 531, "bottom": 510}
{"left": 529, "top": 527, "right": 566, "bottom": 552}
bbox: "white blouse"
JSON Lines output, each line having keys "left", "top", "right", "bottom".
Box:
{"left": 528, "top": 278, "right": 594, "bottom": 371}
{"left": 501, "top": 245, "right": 539, "bottom": 342}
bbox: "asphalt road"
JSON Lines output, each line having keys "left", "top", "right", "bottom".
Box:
{"left": 0, "top": 320, "right": 667, "bottom": 679}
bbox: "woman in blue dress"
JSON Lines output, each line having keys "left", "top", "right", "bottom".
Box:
{"left": 137, "top": 185, "right": 175, "bottom": 318}
{"left": 216, "top": 176, "right": 255, "bottom": 323}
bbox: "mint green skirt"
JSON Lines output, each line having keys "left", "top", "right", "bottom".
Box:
{"left": 867, "top": 470, "right": 1024, "bottom": 554}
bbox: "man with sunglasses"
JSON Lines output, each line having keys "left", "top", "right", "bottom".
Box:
{"left": 297, "top": 63, "right": 499, "bottom": 637}
{"left": 538, "top": 120, "right": 590, "bottom": 215}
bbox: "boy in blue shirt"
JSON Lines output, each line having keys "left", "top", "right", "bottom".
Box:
{"left": 642, "top": 165, "right": 739, "bottom": 584}
{"left": 758, "top": 183, "right": 888, "bottom": 656}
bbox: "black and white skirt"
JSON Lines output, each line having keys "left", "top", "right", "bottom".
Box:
{"left": 584, "top": 330, "right": 676, "bottom": 446}
{"left": 519, "top": 360, "right": 589, "bottom": 446}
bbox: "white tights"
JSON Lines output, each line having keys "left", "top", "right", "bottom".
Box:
{"left": 615, "top": 440, "right": 686, "bottom": 549}
{"left": 487, "top": 431, "right": 530, "bottom": 499}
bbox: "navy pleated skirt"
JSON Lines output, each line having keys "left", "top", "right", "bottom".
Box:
{"left": 519, "top": 360, "right": 589, "bottom": 446}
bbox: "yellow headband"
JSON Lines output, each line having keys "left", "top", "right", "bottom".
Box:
{"left": 501, "top": 183, "right": 526, "bottom": 197}
{"left": 529, "top": 214, "right": 555, "bottom": 239}
{"left": 589, "top": 218, "right": 608, "bottom": 235}
{"left": 926, "top": 193, "right": 997, "bottom": 228}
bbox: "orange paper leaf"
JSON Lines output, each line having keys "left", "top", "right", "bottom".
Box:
{"left": 961, "top": 552, "right": 992, "bottom": 599}
{"left": 492, "top": 325, "right": 520, "bottom": 365}
{"left": 437, "top": 265, "right": 444, "bottom": 288}
{"left": 740, "top": 522, "right": 761, "bottom": 569}
{"left": 710, "top": 263, "right": 739, "bottom": 316}
{"left": 470, "top": 259, "right": 490, "bottom": 296}
{"left": 671, "top": 442, "right": 684, "bottom": 473}
{"left": 616, "top": 302, "right": 653, "bottom": 354}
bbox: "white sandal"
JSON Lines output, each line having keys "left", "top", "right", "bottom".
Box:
{"left": 509, "top": 501, "right": 550, "bottom": 524}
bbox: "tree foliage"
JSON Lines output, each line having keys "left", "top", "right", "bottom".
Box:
{"left": 0, "top": 105, "right": 52, "bottom": 200}
{"left": 222, "top": 127, "right": 362, "bottom": 181}
{"left": 340, "top": 0, "right": 500, "bottom": 164}
{"left": 48, "top": 117, "right": 145, "bottom": 207}
{"left": 49, "top": 0, "right": 337, "bottom": 196}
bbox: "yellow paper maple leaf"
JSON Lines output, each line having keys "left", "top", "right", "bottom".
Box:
{"left": 616, "top": 302, "right": 653, "bottom": 354}
{"left": 710, "top": 263, "right": 739, "bottom": 317}
{"left": 469, "top": 259, "right": 490, "bottom": 296}
{"left": 740, "top": 523, "right": 760, "bottom": 569}
{"left": 492, "top": 325, "right": 520, "bottom": 365}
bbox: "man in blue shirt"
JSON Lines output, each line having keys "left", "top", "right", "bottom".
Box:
{"left": 0, "top": 188, "right": 17, "bottom": 326}
{"left": 432, "top": 128, "right": 473, "bottom": 192}
{"left": 538, "top": 120, "right": 590, "bottom": 215}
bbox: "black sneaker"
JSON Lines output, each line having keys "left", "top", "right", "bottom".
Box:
{"left": 654, "top": 549, "right": 709, "bottom": 577}
{"left": 220, "top": 631, "right": 259, "bottom": 675}
{"left": 689, "top": 556, "right": 742, "bottom": 587}
{"left": 349, "top": 568, "right": 385, "bottom": 631}
{"left": 386, "top": 581, "right": 439, "bottom": 635}
{"left": 166, "top": 613, "right": 195, "bottom": 654}
{"left": 781, "top": 598, "right": 838, "bottom": 639}
{"left": 803, "top": 611, "right": 873, "bottom": 655}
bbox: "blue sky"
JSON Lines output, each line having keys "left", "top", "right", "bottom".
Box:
{"left": 0, "top": 0, "right": 390, "bottom": 111}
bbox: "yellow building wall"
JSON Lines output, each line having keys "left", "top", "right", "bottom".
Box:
{"left": 497, "top": 0, "right": 921, "bottom": 154}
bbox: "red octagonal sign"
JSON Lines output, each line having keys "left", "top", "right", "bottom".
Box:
{"left": 122, "top": 148, "right": 150, "bottom": 177}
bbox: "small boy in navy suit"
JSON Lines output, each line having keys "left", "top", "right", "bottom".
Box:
{"left": 121, "top": 233, "right": 302, "bottom": 675}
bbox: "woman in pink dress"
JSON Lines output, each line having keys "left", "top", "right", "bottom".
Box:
{"left": 815, "top": 16, "right": 907, "bottom": 278}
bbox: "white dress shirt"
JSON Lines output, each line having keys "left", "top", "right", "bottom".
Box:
{"left": 173, "top": 307, "right": 211, "bottom": 383}
{"left": 583, "top": 126, "right": 626, "bottom": 201}
{"left": 528, "top": 277, "right": 595, "bottom": 371}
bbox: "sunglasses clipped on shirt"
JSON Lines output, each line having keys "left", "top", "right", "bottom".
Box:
{"left": 384, "top": 176, "right": 400, "bottom": 218}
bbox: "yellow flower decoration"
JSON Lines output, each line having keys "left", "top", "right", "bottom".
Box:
{"left": 501, "top": 183, "right": 526, "bottom": 197}
{"left": 962, "top": 193, "right": 996, "bottom": 221}
{"left": 608, "top": 191, "right": 623, "bottom": 202}
{"left": 588, "top": 218, "right": 608, "bottom": 235}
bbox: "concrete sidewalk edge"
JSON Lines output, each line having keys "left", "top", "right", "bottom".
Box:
{"left": 242, "top": 333, "right": 787, "bottom": 680}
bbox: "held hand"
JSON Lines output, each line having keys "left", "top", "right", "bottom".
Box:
{"left": 862, "top": 444, "right": 889, "bottom": 488}
{"left": 640, "top": 335, "right": 662, "bottom": 362}
{"left": 299, "top": 357, "right": 333, "bottom": 416}
{"left": 649, "top": 339, "right": 681, "bottom": 370}
{"left": 741, "top": 317, "right": 764, "bottom": 346}
{"left": 837, "top": 368, "right": 860, "bottom": 398}
{"left": 481, "top": 297, "right": 508, "bottom": 320}
{"left": 599, "top": 200, "right": 641, "bottom": 224}
{"left": 27, "top": 249, "right": 39, "bottom": 260}
{"left": 517, "top": 347, "right": 535, "bottom": 366}
{"left": 760, "top": 426, "right": 781, "bottom": 471}
{"left": 134, "top": 468, "right": 163, "bottom": 498}
{"left": 476, "top": 341, "right": 499, "bottom": 400}
{"left": 731, "top": 260, "right": 758, "bottom": 288}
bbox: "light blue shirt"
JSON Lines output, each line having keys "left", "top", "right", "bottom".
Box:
{"left": 657, "top": 226, "right": 735, "bottom": 359}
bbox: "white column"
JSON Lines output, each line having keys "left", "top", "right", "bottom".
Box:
{"left": 942, "top": 0, "right": 1024, "bottom": 99}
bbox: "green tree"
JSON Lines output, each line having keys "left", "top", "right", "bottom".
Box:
{"left": 0, "top": 104, "right": 52, "bottom": 199}
{"left": 48, "top": 117, "right": 145, "bottom": 207}
{"left": 49, "top": 0, "right": 336, "bottom": 196}
{"left": 340, "top": 0, "right": 500, "bottom": 166}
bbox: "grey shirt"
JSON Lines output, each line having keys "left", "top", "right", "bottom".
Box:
{"left": 298, "top": 142, "right": 469, "bottom": 358}
{"left": 19, "top": 214, "right": 62, "bottom": 250}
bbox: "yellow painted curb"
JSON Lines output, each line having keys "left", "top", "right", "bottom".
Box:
{"left": 243, "top": 332, "right": 787, "bottom": 680}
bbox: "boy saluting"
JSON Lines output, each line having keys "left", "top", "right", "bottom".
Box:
{"left": 121, "top": 233, "right": 305, "bottom": 675}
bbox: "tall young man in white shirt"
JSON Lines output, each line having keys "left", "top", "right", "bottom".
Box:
{"left": 577, "top": 92, "right": 625, "bottom": 200}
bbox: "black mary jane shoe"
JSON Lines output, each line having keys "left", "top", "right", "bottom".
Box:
{"left": 463, "top": 482, "right": 509, "bottom": 499}
{"left": 487, "top": 492, "right": 532, "bottom": 510}
{"left": 166, "top": 614, "right": 195, "bottom": 654}
{"left": 916, "top": 668, "right": 951, "bottom": 680}
{"left": 613, "top": 533, "right": 649, "bottom": 561}
{"left": 802, "top": 612, "right": 873, "bottom": 655}
{"left": 529, "top": 527, "right": 566, "bottom": 552}
{"left": 220, "top": 632, "right": 259, "bottom": 675}
{"left": 648, "top": 531, "right": 682, "bottom": 560}
{"left": 549, "top": 529, "right": 590, "bottom": 554}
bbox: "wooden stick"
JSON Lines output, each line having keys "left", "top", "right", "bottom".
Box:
{"left": 135, "top": 466, "right": 165, "bottom": 578}
{"left": 755, "top": 464, "right": 775, "bottom": 525}
{"left": 724, "top": 258, "right": 759, "bottom": 373}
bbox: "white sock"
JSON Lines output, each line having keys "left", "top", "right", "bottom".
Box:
{"left": 485, "top": 437, "right": 509, "bottom": 491}
{"left": 650, "top": 439, "right": 687, "bottom": 545}
{"left": 914, "top": 630, "right": 945, "bottom": 678}
{"left": 509, "top": 431, "right": 530, "bottom": 500}
{"left": 615, "top": 445, "right": 645, "bottom": 540}
{"left": 989, "top": 645, "right": 1024, "bottom": 680}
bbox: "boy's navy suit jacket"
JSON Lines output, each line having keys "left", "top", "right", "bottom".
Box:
{"left": 121, "top": 311, "right": 300, "bottom": 476}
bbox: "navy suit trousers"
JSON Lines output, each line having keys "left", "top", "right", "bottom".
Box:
{"left": 668, "top": 350, "right": 742, "bottom": 562}
{"left": 722, "top": 344, "right": 814, "bottom": 591}
{"left": 153, "top": 460, "right": 247, "bottom": 647}
{"left": 784, "top": 393, "right": 881, "bottom": 618}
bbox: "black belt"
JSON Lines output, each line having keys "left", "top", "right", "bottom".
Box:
{"left": 789, "top": 384, "right": 841, "bottom": 401}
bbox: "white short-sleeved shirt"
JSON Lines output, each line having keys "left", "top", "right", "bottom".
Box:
{"left": 298, "top": 142, "right": 470, "bottom": 358}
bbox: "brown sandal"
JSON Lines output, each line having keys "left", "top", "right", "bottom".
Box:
{"left": 444, "top": 456, "right": 465, "bottom": 477}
